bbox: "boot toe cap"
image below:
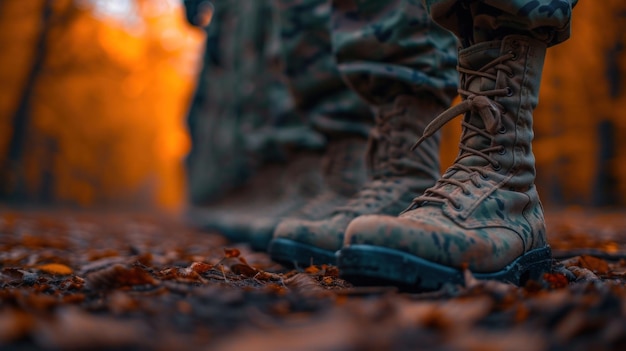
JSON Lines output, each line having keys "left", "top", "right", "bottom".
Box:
{"left": 345, "top": 212, "right": 527, "bottom": 272}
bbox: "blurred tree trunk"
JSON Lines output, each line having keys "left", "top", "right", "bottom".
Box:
{"left": 2, "top": 0, "right": 53, "bottom": 202}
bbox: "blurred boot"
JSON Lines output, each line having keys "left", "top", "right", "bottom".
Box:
{"left": 268, "top": 95, "right": 444, "bottom": 266}
{"left": 189, "top": 136, "right": 367, "bottom": 251}
{"left": 339, "top": 36, "right": 552, "bottom": 291}
{"left": 288, "top": 136, "right": 368, "bottom": 220}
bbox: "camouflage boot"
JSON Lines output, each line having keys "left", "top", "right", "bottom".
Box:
{"left": 339, "top": 35, "right": 552, "bottom": 291}
{"left": 188, "top": 137, "right": 367, "bottom": 251}
{"left": 268, "top": 95, "right": 444, "bottom": 267}
{"left": 187, "top": 151, "right": 324, "bottom": 251}
{"left": 288, "top": 136, "right": 368, "bottom": 220}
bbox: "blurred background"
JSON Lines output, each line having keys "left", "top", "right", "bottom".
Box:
{"left": 0, "top": 0, "right": 625, "bottom": 214}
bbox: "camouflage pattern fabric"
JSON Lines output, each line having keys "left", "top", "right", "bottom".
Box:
{"left": 424, "top": 0, "right": 578, "bottom": 47}
{"left": 274, "top": 0, "right": 374, "bottom": 138}
{"left": 330, "top": 0, "right": 460, "bottom": 107}
{"left": 185, "top": 1, "right": 325, "bottom": 204}
{"left": 268, "top": 0, "right": 461, "bottom": 265}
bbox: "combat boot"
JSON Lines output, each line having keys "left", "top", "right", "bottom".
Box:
{"left": 268, "top": 95, "right": 445, "bottom": 267}
{"left": 339, "top": 35, "right": 552, "bottom": 291}
{"left": 288, "top": 136, "right": 369, "bottom": 221}
{"left": 189, "top": 137, "right": 367, "bottom": 251}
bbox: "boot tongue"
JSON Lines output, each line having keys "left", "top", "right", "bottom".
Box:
{"left": 454, "top": 41, "right": 503, "bottom": 172}
{"left": 459, "top": 41, "right": 502, "bottom": 94}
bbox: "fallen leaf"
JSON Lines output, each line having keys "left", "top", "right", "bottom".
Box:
{"left": 305, "top": 266, "right": 320, "bottom": 274}
{"left": 253, "top": 271, "right": 282, "bottom": 281}
{"left": 578, "top": 255, "right": 610, "bottom": 275}
{"left": 190, "top": 262, "right": 213, "bottom": 274}
{"left": 284, "top": 274, "right": 329, "bottom": 297}
{"left": 230, "top": 263, "right": 258, "bottom": 277}
{"left": 543, "top": 272, "right": 569, "bottom": 289}
{"left": 223, "top": 248, "right": 240, "bottom": 258}
{"left": 567, "top": 266, "right": 600, "bottom": 282}
{"left": 36, "top": 263, "right": 73, "bottom": 276}
{"left": 85, "top": 264, "right": 157, "bottom": 289}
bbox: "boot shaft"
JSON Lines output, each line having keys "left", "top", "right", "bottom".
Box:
{"left": 456, "top": 36, "right": 547, "bottom": 189}
{"left": 368, "top": 95, "right": 445, "bottom": 183}
{"left": 321, "top": 136, "right": 368, "bottom": 196}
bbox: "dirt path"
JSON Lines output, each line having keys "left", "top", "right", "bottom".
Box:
{"left": 1, "top": 208, "right": 625, "bottom": 350}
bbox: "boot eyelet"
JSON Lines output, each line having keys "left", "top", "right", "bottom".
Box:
{"left": 451, "top": 202, "right": 463, "bottom": 211}
{"left": 506, "top": 87, "right": 514, "bottom": 96}
{"left": 498, "top": 147, "right": 506, "bottom": 155}
{"left": 498, "top": 125, "right": 507, "bottom": 134}
{"left": 492, "top": 163, "right": 502, "bottom": 171}
{"left": 507, "top": 50, "right": 518, "bottom": 61}
{"left": 479, "top": 173, "right": 490, "bottom": 180}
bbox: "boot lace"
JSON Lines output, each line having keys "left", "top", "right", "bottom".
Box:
{"left": 367, "top": 106, "right": 407, "bottom": 178}
{"left": 333, "top": 107, "right": 407, "bottom": 216}
{"left": 409, "top": 51, "right": 516, "bottom": 210}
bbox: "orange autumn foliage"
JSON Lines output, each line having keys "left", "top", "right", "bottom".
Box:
{"left": 0, "top": 0, "right": 205, "bottom": 212}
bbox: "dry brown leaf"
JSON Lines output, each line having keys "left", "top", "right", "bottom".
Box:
{"left": 223, "top": 248, "right": 241, "bottom": 258}
{"left": 85, "top": 264, "right": 157, "bottom": 289}
{"left": 578, "top": 255, "right": 610, "bottom": 275}
{"left": 1, "top": 268, "right": 34, "bottom": 282}
{"left": 135, "top": 252, "right": 153, "bottom": 266}
{"left": 253, "top": 271, "right": 282, "bottom": 281}
{"left": 230, "top": 263, "right": 258, "bottom": 277}
{"left": 543, "top": 272, "right": 569, "bottom": 289}
{"left": 305, "top": 266, "right": 320, "bottom": 274}
{"left": 190, "top": 262, "right": 213, "bottom": 274}
{"left": 567, "top": 266, "right": 600, "bottom": 281}
{"left": 323, "top": 265, "right": 339, "bottom": 278}
{"left": 36, "top": 263, "right": 73, "bottom": 276}
{"left": 284, "top": 273, "right": 329, "bottom": 297}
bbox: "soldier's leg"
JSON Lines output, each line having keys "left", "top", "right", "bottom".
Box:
{"left": 269, "top": 0, "right": 459, "bottom": 267}
{"left": 185, "top": 1, "right": 332, "bottom": 251}
{"left": 340, "top": 0, "right": 577, "bottom": 290}
{"left": 188, "top": 0, "right": 378, "bottom": 251}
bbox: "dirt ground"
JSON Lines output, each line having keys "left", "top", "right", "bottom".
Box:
{"left": 0, "top": 207, "right": 625, "bottom": 351}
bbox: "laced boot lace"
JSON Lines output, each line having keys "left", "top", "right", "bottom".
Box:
{"left": 408, "top": 51, "right": 516, "bottom": 210}
{"left": 334, "top": 106, "right": 408, "bottom": 216}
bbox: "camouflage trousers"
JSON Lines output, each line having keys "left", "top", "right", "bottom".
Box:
{"left": 184, "top": 0, "right": 575, "bottom": 202}
{"left": 275, "top": 0, "right": 459, "bottom": 131}
{"left": 425, "top": 0, "right": 578, "bottom": 47}
{"left": 278, "top": 0, "right": 576, "bottom": 127}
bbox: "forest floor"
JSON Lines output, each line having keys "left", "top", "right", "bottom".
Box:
{"left": 1, "top": 206, "right": 625, "bottom": 351}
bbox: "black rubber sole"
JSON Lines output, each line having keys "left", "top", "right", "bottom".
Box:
{"left": 268, "top": 238, "right": 338, "bottom": 268}
{"left": 337, "top": 245, "right": 552, "bottom": 292}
